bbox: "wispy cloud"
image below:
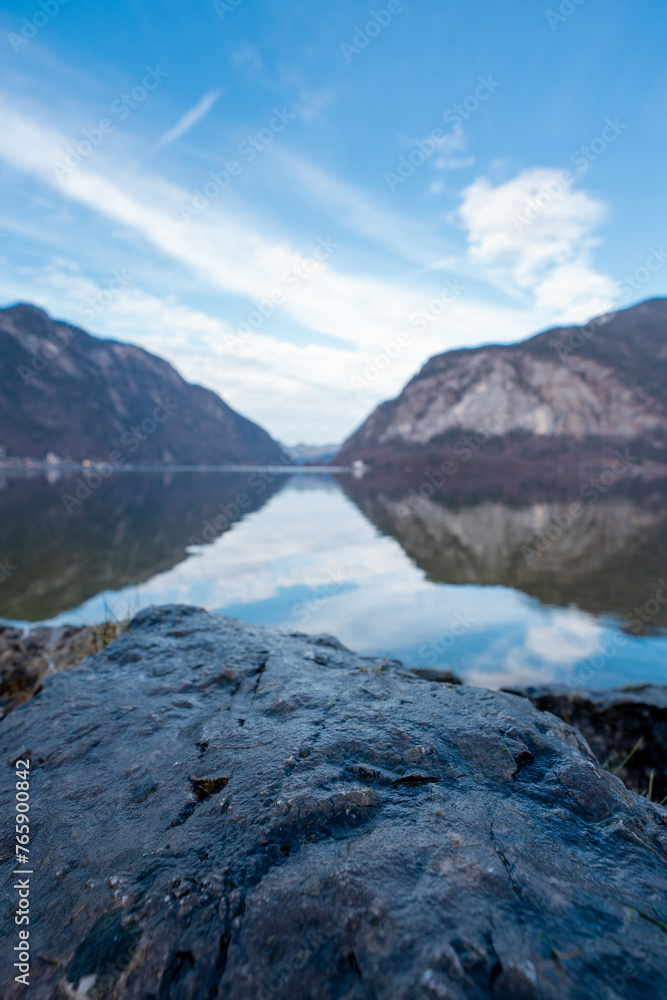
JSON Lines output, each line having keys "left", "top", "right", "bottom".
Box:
{"left": 0, "top": 95, "right": 442, "bottom": 348}
{"left": 0, "top": 93, "right": 622, "bottom": 441}
{"left": 155, "top": 88, "right": 223, "bottom": 148}
{"left": 272, "top": 148, "right": 449, "bottom": 269}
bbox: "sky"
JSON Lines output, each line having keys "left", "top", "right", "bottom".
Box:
{"left": 0, "top": 0, "right": 665, "bottom": 445}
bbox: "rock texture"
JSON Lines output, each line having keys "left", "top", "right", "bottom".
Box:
{"left": 336, "top": 298, "right": 667, "bottom": 468}
{"left": 0, "top": 304, "right": 285, "bottom": 465}
{"left": 510, "top": 684, "right": 667, "bottom": 802}
{"left": 0, "top": 621, "right": 127, "bottom": 719}
{"left": 1, "top": 605, "right": 666, "bottom": 999}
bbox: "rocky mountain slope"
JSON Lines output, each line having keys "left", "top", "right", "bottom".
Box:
{"left": 0, "top": 303, "right": 285, "bottom": 465}
{"left": 336, "top": 298, "right": 667, "bottom": 468}
{"left": 1, "top": 604, "right": 666, "bottom": 998}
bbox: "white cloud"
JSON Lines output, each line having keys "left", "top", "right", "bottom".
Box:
{"left": 155, "top": 89, "right": 224, "bottom": 148}
{"left": 4, "top": 255, "right": 571, "bottom": 442}
{"left": 432, "top": 126, "right": 475, "bottom": 172}
{"left": 459, "top": 168, "right": 619, "bottom": 321}
{"left": 524, "top": 614, "right": 602, "bottom": 666}
{"left": 0, "top": 93, "right": 624, "bottom": 442}
{"left": 0, "top": 96, "right": 423, "bottom": 351}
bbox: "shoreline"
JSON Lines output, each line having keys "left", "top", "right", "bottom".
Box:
{"left": 0, "top": 461, "right": 351, "bottom": 474}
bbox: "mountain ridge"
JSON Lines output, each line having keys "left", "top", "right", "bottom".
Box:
{"left": 0, "top": 303, "right": 285, "bottom": 466}
{"left": 336, "top": 298, "right": 667, "bottom": 468}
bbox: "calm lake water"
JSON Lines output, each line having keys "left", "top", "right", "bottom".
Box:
{"left": 1, "top": 468, "right": 666, "bottom": 690}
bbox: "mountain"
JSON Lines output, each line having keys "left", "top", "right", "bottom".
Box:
{"left": 287, "top": 442, "right": 341, "bottom": 465}
{"left": 340, "top": 475, "right": 667, "bottom": 631}
{"left": 0, "top": 471, "right": 286, "bottom": 621}
{"left": 0, "top": 303, "right": 285, "bottom": 465}
{"left": 336, "top": 298, "right": 667, "bottom": 469}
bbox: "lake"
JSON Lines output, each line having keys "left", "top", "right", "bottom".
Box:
{"left": 1, "top": 467, "right": 666, "bottom": 690}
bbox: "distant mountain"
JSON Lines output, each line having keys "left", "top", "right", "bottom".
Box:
{"left": 286, "top": 443, "right": 341, "bottom": 465}
{"left": 0, "top": 304, "right": 285, "bottom": 465}
{"left": 336, "top": 299, "right": 667, "bottom": 469}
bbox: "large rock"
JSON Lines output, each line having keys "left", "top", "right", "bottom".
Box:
{"left": 1, "top": 605, "right": 666, "bottom": 999}
{"left": 508, "top": 684, "right": 667, "bottom": 802}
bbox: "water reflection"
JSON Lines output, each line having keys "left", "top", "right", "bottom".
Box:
{"left": 340, "top": 475, "right": 667, "bottom": 631}
{"left": 0, "top": 470, "right": 285, "bottom": 621}
{"left": 0, "top": 469, "right": 665, "bottom": 689}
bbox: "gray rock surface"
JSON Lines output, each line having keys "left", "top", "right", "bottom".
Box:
{"left": 509, "top": 684, "right": 667, "bottom": 802}
{"left": 1, "top": 605, "right": 666, "bottom": 999}
{"left": 0, "top": 621, "right": 128, "bottom": 719}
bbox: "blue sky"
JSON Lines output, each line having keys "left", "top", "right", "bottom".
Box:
{"left": 0, "top": 0, "right": 665, "bottom": 444}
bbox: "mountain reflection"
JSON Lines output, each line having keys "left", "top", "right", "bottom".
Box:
{"left": 339, "top": 474, "right": 667, "bottom": 630}
{"left": 0, "top": 470, "right": 286, "bottom": 621}
{"left": 2, "top": 467, "right": 666, "bottom": 633}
